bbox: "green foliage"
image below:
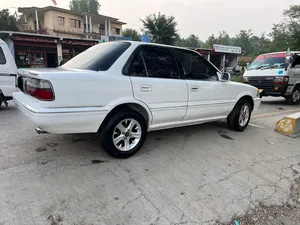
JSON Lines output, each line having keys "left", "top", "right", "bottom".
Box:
{"left": 202, "top": 5, "right": 300, "bottom": 57}
{"left": 204, "top": 31, "right": 232, "bottom": 48}
{"left": 0, "top": 9, "right": 19, "bottom": 31}
{"left": 175, "top": 34, "right": 203, "bottom": 47}
{"left": 122, "top": 28, "right": 141, "bottom": 41}
{"left": 141, "top": 13, "right": 178, "bottom": 45}
{"left": 69, "top": 0, "right": 100, "bottom": 13}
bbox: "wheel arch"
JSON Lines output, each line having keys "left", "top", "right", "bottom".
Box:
{"left": 231, "top": 95, "right": 254, "bottom": 113}
{"left": 293, "top": 82, "right": 300, "bottom": 89}
{"left": 98, "top": 101, "right": 152, "bottom": 134}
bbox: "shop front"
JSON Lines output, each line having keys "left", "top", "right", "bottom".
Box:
{"left": 61, "top": 39, "right": 99, "bottom": 64}
{"left": 12, "top": 34, "right": 59, "bottom": 68}
{"left": 194, "top": 44, "right": 242, "bottom": 73}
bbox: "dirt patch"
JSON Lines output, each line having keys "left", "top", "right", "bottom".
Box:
{"left": 218, "top": 178, "right": 300, "bottom": 225}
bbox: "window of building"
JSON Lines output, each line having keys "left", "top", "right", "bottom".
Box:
{"left": 112, "top": 27, "right": 121, "bottom": 35}
{"left": 57, "top": 16, "right": 65, "bottom": 26}
{"left": 70, "top": 18, "right": 81, "bottom": 28}
{"left": 0, "top": 47, "right": 7, "bottom": 65}
{"left": 175, "top": 49, "right": 218, "bottom": 81}
{"left": 99, "top": 24, "right": 105, "bottom": 35}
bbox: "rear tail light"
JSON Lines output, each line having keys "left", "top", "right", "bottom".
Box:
{"left": 25, "top": 78, "right": 55, "bottom": 101}
{"left": 243, "top": 76, "right": 248, "bottom": 84}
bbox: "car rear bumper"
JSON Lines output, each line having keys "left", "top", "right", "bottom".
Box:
{"left": 13, "top": 92, "right": 108, "bottom": 134}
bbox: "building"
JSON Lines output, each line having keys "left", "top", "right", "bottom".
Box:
{"left": 194, "top": 44, "right": 242, "bottom": 74}
{"left": 0, "top": 6, "right": 127, "bottom": 68}
{"left": 17, "top": 6, "right": 126, "bottom": 40}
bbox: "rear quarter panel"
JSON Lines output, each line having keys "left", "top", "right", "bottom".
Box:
{"left": 36, "top": 72, "right": 133, "bottom": 108}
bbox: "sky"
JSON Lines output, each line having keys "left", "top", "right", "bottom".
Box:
{"left": 1, "top": 0, "right": 299, "bottom": 40}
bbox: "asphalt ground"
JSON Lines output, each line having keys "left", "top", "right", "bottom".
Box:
{"left": 0, "top": 97, "right": 299, "bottom": 225}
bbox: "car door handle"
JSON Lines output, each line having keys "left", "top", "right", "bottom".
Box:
{"left": 190, "top": 86, "right": 200, "bottom": 92}
{"left": 140, "top": 85, "right": 153, "bottom": 92}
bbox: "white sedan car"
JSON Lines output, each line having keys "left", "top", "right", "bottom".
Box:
{"left": 13, "top": 41, "right": 261, "bottom": 158}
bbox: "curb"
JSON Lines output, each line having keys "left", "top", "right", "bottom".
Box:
{"left": 275, "top": 112, "right": 300, "bottom": 137}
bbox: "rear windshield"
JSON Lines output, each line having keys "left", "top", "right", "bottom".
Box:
{"left": 0, "top": 47, "right": 7, "bottom": 65}
{"left": 61, "top": 42, "right": 131, "bottom": 71}
{"left": 248, "top": 53, "right": 286, "bottom": 70}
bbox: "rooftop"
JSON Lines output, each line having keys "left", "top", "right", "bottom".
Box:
{"left": 18, "top": 6, "right": 126, "bottom": 25}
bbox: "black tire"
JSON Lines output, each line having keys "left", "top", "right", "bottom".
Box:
{"left": 227, "top": 99, "right": 252, "bottom": 132}
{"left": 100, "top": 111, "right": 147, "bottom": 158}
{"left": 0, "top": 95, "right": 2, "bottom": 108}
{"left": 286, "top": 86, "right": 300, "bottom": 105}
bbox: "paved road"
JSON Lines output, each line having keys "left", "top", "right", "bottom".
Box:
{"left": 255, "top": 96, "right": 300, "bottom": 115}
{"left": 0, "top": 99, "right": 299, "bottom": 225}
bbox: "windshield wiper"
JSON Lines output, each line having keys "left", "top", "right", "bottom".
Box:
{"left": 256, "top": 65, "right": 269, "bottom": 70}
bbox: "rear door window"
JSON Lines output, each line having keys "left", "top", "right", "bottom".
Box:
{"left": 127, "top": 45, "right": 180, "bottom": 79}
{"left": 141, "top": 46, "right": 180, "bottom": 79}
{"left": 0, "top": 47, "right": 7, "bottom": 65}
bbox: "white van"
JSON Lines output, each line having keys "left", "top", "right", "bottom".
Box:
{"left": 243, "top": 52, "right": 300, "bottom": 104}
{"left": 0, "top": 39, "right": 18, "bottom": 107}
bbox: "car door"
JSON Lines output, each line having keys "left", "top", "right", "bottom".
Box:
{"left": 288, "top": 54, "right": 300, "bottom": 85}
{"left": 125, "top": 45, "right": 188, "bottom": 126}
{"left": 0, "top": 44, "right": 17, "bottom": 98}
{"left": 174, "top": 48, "right": 231, "bottom": 121}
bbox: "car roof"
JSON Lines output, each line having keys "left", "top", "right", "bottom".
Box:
{"left": 118, "top": 40, "right": 197, "bottom": 51}
{"left": 260, "top": 51, "right": 300, "bottom": 55}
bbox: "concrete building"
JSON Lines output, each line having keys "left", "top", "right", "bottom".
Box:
{"left": 194, "top": 44, "right": 242, "bottom": 74}
{"left": 0, "top": 7, "right": 128, "bottom": 68}
{"left": 17, "top": 6, "right": 126, "bottom": 40}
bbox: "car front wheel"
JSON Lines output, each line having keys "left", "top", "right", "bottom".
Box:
{"left": 286, "top": 87, "right": 300, "bottom": 105}
{"left": 227, "top": 99, "right": 252, "bottom": 131}
{"left": 100, "top": 111, "right": 147, "bottom": 158}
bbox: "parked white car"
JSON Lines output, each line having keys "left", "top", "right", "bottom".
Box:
{"left": 13, "top": 41, "right": 261, "bottom": 158}
{"left": 0, "top": 39, "right": 18, "bottom": 107}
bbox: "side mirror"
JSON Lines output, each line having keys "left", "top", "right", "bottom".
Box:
{"left": 221, "top": 72, "right": 230, "bottom": 81}
{"left": 285, "top": 56, "right": 293, "bottom": 71}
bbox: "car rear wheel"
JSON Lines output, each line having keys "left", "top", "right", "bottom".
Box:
{"left": 100, "top": 111, "right": 147, "bottom": 158}
{"left": 286, "top": 87, "right": 300, "bottom": 105}
{"left": 227, "top": 99, "right": 252, "bottom": 131}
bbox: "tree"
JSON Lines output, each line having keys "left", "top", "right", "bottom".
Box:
{"left": 0, "top": 9, "right": 19, "bottom": 31}
{"left": 175, "top": 34, "right": 203, "bottom": 47}
{"left": 69, "top": 0, "right": 100, "bottom": 13}
{"left": 232, "top": 30, "right": 254, "bottom": 55}
{"left": 122, "top": 28, "right": 141, "bottom": 41}
{"left": 141, "top": 13, "right": 178, "bottom": 45}
{"left": 283, "top": 5, "right": 300, "bottom": 50}
{"left": 204, "top": 34, "right": 217, "bottom": 48}
{"left": 216, "top": 31, "right": 232, "bottom": 45}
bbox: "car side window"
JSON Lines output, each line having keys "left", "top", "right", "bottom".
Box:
{"left": 0, "top": 47, "right": 7, "bottom": 65}
{"left": 175, "top": 49, "right": 218, "bottom": 81}
{"left": 141, "top": 46, "right": 180, "bottom": 79}
{"left": 292, "top": 55, "right": 300, "bottom": 68}
{"left": 128, "top": 52, "right": 147, "bottom": 77}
